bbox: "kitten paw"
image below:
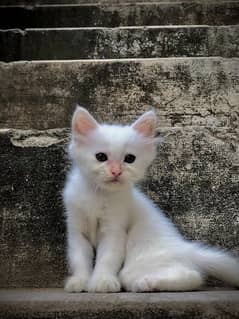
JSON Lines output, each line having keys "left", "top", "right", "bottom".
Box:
{"left": 132, "top": 276, "right": 154, "bottom": 292}
{"left": 88, "top": 274, "right": 121, "bottom": 293}
{"left": 64, "top": 275, "right": 89, "bottom": 292}
{"left": 131, "top": 269, "right": 203, "bottom": 292}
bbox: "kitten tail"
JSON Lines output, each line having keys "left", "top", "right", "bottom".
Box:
{"left": 191, "top": 244, "right": 239, "bottom": 287}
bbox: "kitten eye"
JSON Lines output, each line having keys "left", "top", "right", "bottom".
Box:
{"left": 124, "top": 154, "right": 136, "bottom": 164}
{"left": 95, "top": 152, "right": 108, "bottom": 162}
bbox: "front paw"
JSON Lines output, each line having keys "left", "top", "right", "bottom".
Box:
{"left": 64, "top": 275, "right": 89, "bottom": 292}
{"left": 88, "top": 274, "right": 121, "bottom": 293}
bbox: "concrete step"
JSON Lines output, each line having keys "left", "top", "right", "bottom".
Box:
{"left": 0, "top": 127, "right": 238, "bottom": 287}
{"left": 0, "top": 2, "right": 239, "bottom": 29}
{"left": 0, "top": 288, "right": 239, "bottom": 319}
{"left": 2, "top": 0, "right": 237, "bottom": 4}
{"left": 1, "top": 26, "right": 239, "bottom": 61}
{"left": 0, "top": 58, "right": 238, "bottom": 130}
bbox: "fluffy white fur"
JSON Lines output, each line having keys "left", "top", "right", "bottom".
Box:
{"left": 64, "top": 106, "right": 239, "bottom": 293}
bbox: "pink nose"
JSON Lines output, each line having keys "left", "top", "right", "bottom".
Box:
{"left": 111, "top": 169, "right": 122, "bottom": 177}
{"left": 109, "top": 162, "right": 122, "bottom": 177}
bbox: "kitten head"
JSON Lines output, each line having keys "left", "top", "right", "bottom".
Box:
{"left": 69, "top": 106, "right": 157, "bottom": 191}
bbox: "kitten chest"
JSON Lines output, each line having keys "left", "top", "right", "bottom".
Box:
{"left": 82, "top": 195, "right": 128, "bottom": 248}
{"left": 83, "top": 198, "right": 109, "bottom": 248}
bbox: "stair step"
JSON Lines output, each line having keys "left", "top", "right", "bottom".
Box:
{"left": 0, "top": 2, "right": 239, "bottom": 29}
{"left": 0, "top": 288, "right": 239, "bottom": 318}
{"left": 0, "top": 58, "right": 238, "bottom": 130}
{"left": 1, "top": 26, "right": 238, "bottom": 61}
{"left": 1, "top": 0, "right": 238, "bottom": 4}
{"left": 0, "top": 127, "right": 238, "bottom": 287}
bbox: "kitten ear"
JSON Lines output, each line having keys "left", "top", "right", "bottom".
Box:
{"left": 132, "top": 111, "right": 157, "bottom": 138}
{"left": 72, "top": 105, "right": 98, "bottom": 136}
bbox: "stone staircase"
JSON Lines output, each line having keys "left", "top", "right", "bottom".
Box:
{"left": 0, "top": 0, "right": 239, "bottom": 318}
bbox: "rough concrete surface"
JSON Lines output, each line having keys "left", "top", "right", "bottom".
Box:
{"left": 0, "top": 58, "right": 238, "bottom": 129}
{"left": 0, "top": 127, "right": 238, "bottom": 287}
{"left": 0, "top": 129, "right": 69, "bottom": 287}
{"left": 0, "top": 2, "right": 239, "bottom": 29}
{"left": 1, "top": 26, "right": 239, "bottom": 61}
{"left": 1, "top": 0, "right": 237, "bottom": 4}
{"left": 0, "top": 288, "right": 239, "bottom": 319}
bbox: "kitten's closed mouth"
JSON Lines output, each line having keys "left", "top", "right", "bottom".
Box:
{"left": 106, "top": 178, "right": 122, "bottom": 184}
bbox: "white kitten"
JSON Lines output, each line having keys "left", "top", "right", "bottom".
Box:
{"left": 63, "top": 106, "right": 239, "bottom": 293}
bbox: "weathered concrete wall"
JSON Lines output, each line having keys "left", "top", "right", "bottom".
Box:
{"left": 1, "top": 26, "right": 239, "bottom": 61}
{"left": 0, "top": 127, "right": 238, "bottom": 287}
{"left": 0, "top": 129, "right": 69, "bottom": 288}
{"left": 1, "top": 2, "right": 239, "bottom": 29}
{"left": 0, "top": 58, "right": 238, "bottom": 130}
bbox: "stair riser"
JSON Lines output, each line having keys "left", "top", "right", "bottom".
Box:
{"left": 0, "top": 127, "right": 238, "bottom": 287}
{"left": 1, "top": 26, "right": 239, "bottom": 61}
{"left": 0, "top": 2, "right": 239, "bottom": 29}
{"left": 0, "top": 59, "right": 238, "bottom": 130}
{"left": 0, "top": 129, "right": 68, "bottom": 288}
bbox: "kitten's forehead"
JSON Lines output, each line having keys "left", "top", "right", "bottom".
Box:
{"left": 101, "top": 124, "right": 134, "bottom": 142}
{"left": 92, "top": 124, "right": 139, "bottom": 156}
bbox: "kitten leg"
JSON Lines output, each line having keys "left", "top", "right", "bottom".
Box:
{"left": 124, "top": 264, "right": 203, "bottom": 292}
{"left": 65, "top": 231, "right": 94, "bottom": 292}
{"left": 88, "top": 229, "right": 126, "bottom": 292}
